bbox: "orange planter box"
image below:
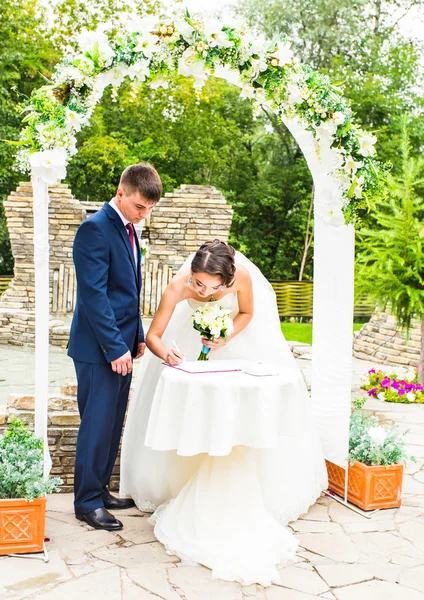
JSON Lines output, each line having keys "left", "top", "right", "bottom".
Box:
{"left": 0, "top": 497, "right": 46, "bottom": 555}
{"left": 326, "top": 460, "right": 404, "bottom": 511}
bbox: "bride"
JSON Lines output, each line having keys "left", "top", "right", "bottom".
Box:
{"left": 120, "top": 239, "right": 328, "bottom": 585}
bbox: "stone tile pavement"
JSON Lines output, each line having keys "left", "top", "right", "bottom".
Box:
{"left": 1, "top": 343, "right": 424, "bottom": 599}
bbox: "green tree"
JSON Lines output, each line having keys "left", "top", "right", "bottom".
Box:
{"left": 0, "top": 0, "right": 58, "bottom": 274}
{"left": 355, "top": 119, "right": 424, "bottom": 382}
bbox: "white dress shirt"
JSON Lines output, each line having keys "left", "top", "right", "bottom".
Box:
{"left": 109, "top": 198, "right": 138, "bottom": 266}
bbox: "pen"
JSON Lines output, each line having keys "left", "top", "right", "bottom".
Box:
{"left": 172, "top": 340, "right": 182, "bottom": 353}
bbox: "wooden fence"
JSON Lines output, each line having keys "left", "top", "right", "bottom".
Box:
{"left": 270, "top": 280, "right": 374, "bottom": 318}
{"left": 141, "top": 259, "right": 174, "bottom": 316}
{"left": 0, "top": 271, "right": 374, "bottom": 319}
{"left": 52, "top": 265, "right": 77, "bottom": 314}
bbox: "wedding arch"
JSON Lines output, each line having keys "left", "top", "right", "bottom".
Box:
{"left": 17, "top": 10, "right": 383, "bottom": 475}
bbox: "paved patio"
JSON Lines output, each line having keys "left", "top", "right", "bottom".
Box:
{"left": 1, "top": 346, "right": 424, "bottom": 599}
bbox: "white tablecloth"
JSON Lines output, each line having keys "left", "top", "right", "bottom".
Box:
{"left": 145, "top": 360, "right": 309, "bottom": 456}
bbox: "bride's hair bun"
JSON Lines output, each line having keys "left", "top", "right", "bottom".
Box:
{"left": 191, "top": 239, "right": 236, "bottom": 287}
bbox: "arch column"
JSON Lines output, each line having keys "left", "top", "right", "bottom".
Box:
{"left": 285, "top": 118, "right": 354, "bottom": 467}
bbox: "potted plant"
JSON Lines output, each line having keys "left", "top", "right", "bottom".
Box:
{"left": 326, "top": 399, "right": 414, "bottom": 510}
{"left": 0, "top": 418, "right": 62, "bottom": 555}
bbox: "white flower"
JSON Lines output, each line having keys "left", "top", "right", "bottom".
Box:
{"left": 77, "top": 30, "right": 115, "bottom": 67}
{"left": 313, "top": 120, "right": 337, "bottom": 142}
{"left": 150, "top": 76, "right": 169, "bottom": 90}
{"left": 287, "top": 84, "right": 303, "bottom": 105}
{"left": 345, "top": 156, "right": 363, "bottom": 175}
{"left": 175, "top": 18, "right": 195, "bottom": 43}
{"left": 271, "top": 41, "right": 293, "bottom": 66}
{"left": 55, "top": 64, "right": 86, "bottom": 87}
{"left": 332, "top": 111, "right": 346, "bottom": 126}
{"left": 239, "top": 84, "right": 256, "bottom": 100}
{"left": 316, "top": 187, "right": 345, "bottom": 227}
{"left": 239, "top": 33, "right": 266, "bottom": 63}
{"left": 318, "top": 203, "right": 345, "bottom": 227}
{"left": 368, "top": 426, "right": 387, "bottom": 446}
{"left": 127, "top": 61, "right": 150, "bottom": 82}
{"left": 406, "top": 391, "right": 416, "bottom": 402}
{"left": 377, "top": 392, "right": 386, "bottom": 401}
{"left": 249, "top": 56, "right": 268, "bottom": 79}
{"left": 140, "top": 15, "right": 160, "bottom": 33}
{"left": 203, "top": 19, "right": 233, "bottom": 48}
{"left": 65, "top": 108, "right": 84, "bottom": 133}
{"left": 354, "top": 175, "right": 365, "bottom": 199}
{"left": 405, "top": 370, "right": 416, "bottom": 382}
{"left": 133, "top": 33, "right": 159, "bottom": 59}
{"left": 30, "top": 148, "right": 67, "bottom": 185}
{"left": 358, "top": 131, "right": 377, "bottom": 157}
{"left": 178, "top": 48, "right": 208, "bottom": 89}
{"left": 213, "top": 65, "right": 242, "bottom": 87}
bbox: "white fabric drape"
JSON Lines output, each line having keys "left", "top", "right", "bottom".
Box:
{"left": 283, "top": 117, "right": 354, "bottom": 467}
{"left": 31, "top": 176, "right": 52, "bottom": 477}
{"left": 30, "top": 148, "right": 67, "bottom": 477}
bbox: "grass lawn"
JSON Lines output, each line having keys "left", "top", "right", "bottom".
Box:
{"left": 281, "top": 322, "right": 364, "bottom": 345}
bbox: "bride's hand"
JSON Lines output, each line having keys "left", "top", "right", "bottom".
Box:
{"left": 201, "top": 336, "right": 227, "bottom": 352}
{"left": 165, "top": 348, "right": 184, "bottom": 365}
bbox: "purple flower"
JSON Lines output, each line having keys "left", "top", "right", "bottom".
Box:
{"left": 381, "top": 377, "right": 391, "bottom": 388}
{"left": 368, "top": 369, "right": 376, "bottom": 374}
{"left": 367, "top": 388, "right": 378, "bottom": 397}
{"left": 391, "top": 381, "right": 400, "bottom": 390}
{"left": 398, "top": 389, "right": 406, "bottom": 396}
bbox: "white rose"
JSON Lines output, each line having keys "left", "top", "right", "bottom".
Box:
{"left": 406, "top": 391, "right": 416, "bottom": 402}
{"left": 377, "top": 392, "right": 386, "bottom": 401}
{"left": 368, "top": 426, "right": 387, "bottom": 446}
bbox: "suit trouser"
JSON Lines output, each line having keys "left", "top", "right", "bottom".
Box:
{"left": 73, "top": 360, "right": 132, "bottom": 514}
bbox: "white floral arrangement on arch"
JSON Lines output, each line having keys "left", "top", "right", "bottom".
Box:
{"left": 16, "top": 9, "right": 386, "bottom": 225}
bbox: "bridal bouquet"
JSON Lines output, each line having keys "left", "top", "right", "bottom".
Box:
{"left": 192, "top": 304, "right": 234, "bottom": 361}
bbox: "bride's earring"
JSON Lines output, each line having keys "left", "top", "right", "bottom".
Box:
{"left": 220, "top": 285, "right": 225, "bottom": 291}
{"left": 187, "top": 276, "right": 192, "bottom": 285}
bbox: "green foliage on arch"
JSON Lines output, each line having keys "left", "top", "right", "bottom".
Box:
{"left": 17, "top": 10, "right": 386, "bottom": 226}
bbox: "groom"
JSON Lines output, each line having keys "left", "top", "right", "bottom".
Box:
{"left": 68, "top": 162, "right": 162, "bottom": 531}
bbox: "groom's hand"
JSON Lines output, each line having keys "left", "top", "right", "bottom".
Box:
{"left": 135, "top": 342, "right": 146, "bottom": 359}
{"left": 111, "top": 351, "right": 133, "bottom": 376}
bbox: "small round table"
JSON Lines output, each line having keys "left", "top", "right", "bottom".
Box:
{"left": 143, "top": 360, "right": 308, "bottom": 586}
{"left": 145, "top": 360, "right": 306, "bottom": 456}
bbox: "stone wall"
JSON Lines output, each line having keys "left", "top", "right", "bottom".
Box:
{"left": 0, "top": 182, "right": 233, "bottom": 346}
{"left": 147, "top": 184, "right": 233, "bottom": 270}
{"left": 0, "top": 182, "right": 92, "bottom": 346}
{"left": 0, "top": 386, "right": 120, "bottom": 492}
{"left": 353, "top": 309, "right": 421, "bottom": 367}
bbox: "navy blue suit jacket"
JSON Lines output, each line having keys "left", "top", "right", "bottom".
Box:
{"left": 68, "top": 202, "right": 144, "bottom": 364}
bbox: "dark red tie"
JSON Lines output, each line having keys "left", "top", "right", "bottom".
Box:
{"left": 126, "top": 223, "right": 135, "bottom": 251}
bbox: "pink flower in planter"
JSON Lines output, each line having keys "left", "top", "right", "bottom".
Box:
{"left": 367, "top": 387, "right": 378, "bottom": 397}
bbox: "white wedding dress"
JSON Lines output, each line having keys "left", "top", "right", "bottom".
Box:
{"left": 120, "top": 252, "right": 328, "bottom": 586}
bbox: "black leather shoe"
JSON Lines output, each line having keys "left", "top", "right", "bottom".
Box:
{"left": 75, "top": 507, "right": 123, "bottom": 531}
{"left": 103, "top": 488, "right": 135, "bottom": 510}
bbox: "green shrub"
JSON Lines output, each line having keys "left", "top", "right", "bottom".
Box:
{"left": 348, "top": 404, "right": 414, "bottom": 467}
{"left": 0, "top": 418, "right": 62, "bottom": 501}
